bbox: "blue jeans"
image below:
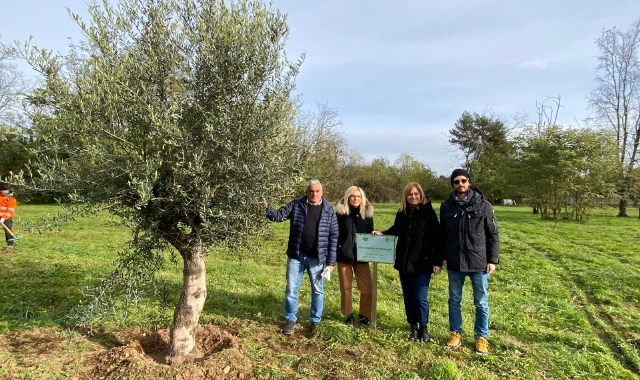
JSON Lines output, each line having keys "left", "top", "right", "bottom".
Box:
{"left": 448, "top": 269, "right": 490, "bottom": 338}
{"left": 399, "top": 272, "right": 432, "bottom": 326}
{"left": 285, "top": 256, "right": 325, "bottom": 323}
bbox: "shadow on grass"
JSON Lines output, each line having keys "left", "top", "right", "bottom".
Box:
{"left": 202, "top": 286, "right": 412, "bottom": 334}
{"left": 203, "top": 287, "right": 284, "bottom": 324}
{"left": 0, "top": 258, "right": 102, "bottom": 330}
{"left": 0, "top": 257, "right": 126, "bottom": 349}
{"left": 1, "top": 256, "right": 410, "bottom": 350}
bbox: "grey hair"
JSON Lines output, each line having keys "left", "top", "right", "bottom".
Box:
{"left": 306, "top": 179, "right": 322, "bottom": 190}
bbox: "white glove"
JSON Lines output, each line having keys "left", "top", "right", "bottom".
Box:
{"left": 0, "top": 218, "right": 4, "bottom": 223}
{"left": 321, "top": 267, "right": 331, "bottom": 281}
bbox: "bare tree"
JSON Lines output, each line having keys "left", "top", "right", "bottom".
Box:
{"left": 0, "top": 36, "right": 29, "bottom": 126}
{"left": 535, "top": 95, "right": 562, "bottom": 135}
{"left": 291, "top": 102, "right": 345, "bottom": 162}
{"left": 588, "top": 17, "right": 640, "bottom": 217}
{"left": 291, "top": 102, "right": 352, "bottom": 198}
{"left": 0, "top": 37, "right": 36, "bottom": 178}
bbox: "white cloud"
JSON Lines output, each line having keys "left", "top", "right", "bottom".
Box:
{"left": 520, "top": 60, "right": 551, "bottom": 70}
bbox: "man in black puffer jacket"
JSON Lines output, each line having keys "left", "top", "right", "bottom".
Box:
{"left": 440, "top": 169, "right": 499, "bottom": 356}
{"left": 265, "top": 180, "right": 338, "bottom": 336}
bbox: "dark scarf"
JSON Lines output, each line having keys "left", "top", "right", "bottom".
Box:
{"left": 454, "top": 188, "right": 475, "bottom": 208}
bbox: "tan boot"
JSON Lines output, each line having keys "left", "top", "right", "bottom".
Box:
{"left": 445, "top": 331, "right": 462, "bottom": 349}
{"left": 475, "top": 336, "right": 489, "bottom": 355}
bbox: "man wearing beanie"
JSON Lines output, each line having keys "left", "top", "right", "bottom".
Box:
{"left": 440, "top": 168, "right": 499, "bottom": 355}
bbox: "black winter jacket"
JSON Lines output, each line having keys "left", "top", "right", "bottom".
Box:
{"left": 440, "top": 187, "right": 500, "bottom": 272}
{"left": 382, "top": 202, "right": 442, "bottom": 274}
{"left": 335, "top": 201, "right": 374, "bottom": 264}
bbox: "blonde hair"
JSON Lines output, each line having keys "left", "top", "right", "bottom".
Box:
{"left": 335, "top": 186, "right": 369, "bottom": 218}
{"left": 400, "top": 182, "right": 427, "bottom": 213}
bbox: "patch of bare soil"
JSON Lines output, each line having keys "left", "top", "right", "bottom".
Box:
{"left": 89, "top": 324, "right": 254, "bottom": 379}
{"left": 0, "top": 247, "right": 16, "bottom": 256}
{"left": 0, "top": 325, "right": 254, "bottom": 380}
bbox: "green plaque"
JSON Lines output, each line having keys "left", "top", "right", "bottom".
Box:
{"left": 356, "top": 234, "right": 396, "bottom": 264}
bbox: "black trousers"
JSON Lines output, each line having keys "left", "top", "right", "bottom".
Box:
{"left": 3, "top": 217, "right": 13, "bottom": 246}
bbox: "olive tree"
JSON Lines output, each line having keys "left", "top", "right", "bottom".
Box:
{"left": 8, "top": 0, "right": 304, "bottom": 359}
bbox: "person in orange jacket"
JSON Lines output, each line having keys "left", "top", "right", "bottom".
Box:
{"left": 0, "top": 183, "right": 17, "bottom": 248}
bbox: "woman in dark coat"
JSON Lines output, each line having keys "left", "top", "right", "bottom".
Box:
{"left": 335, "top": 186, "right": 374, "bottom": 326}
{"left": 374, "top": 182, "right": 443, "bottom": 342}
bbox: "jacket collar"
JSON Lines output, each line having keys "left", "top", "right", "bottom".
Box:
{"left": 302, "top": 195, "right": 325, "bottom": 207}
{"left": 448, "top": 186, "right": 484, "bottom": 207}
{"left": 306, "top": 198, "right": 322, "bottom": 206}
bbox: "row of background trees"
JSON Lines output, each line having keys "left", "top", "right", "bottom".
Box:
{"left": 447, "top": 104, "right": 625, "bottom": 221}
{"left": 1, "top": 67, "right": 639, "bottom": 221}
{"left": 296, "top": 96, "right": 638, "bottom": 223}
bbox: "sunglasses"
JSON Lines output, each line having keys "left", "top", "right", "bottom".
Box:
{"left": 453, "top": 179, "right": 468, "bottom": 185}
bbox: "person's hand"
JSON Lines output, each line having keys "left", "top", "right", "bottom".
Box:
{"left": 486, "top": 263, "right": 496, "bottom": 274}
{"left": 321, "top": 266, "right": 332, "bottom": 281}
{"left": 0, "top": 218, "right": 5, "bottom": 223}
{"left": 433, "top": 266, "right": 441, "bottom": 275}
{"left": 372, "top": 231, "right": 383, "bottom": 236}
{"left": 257, "top": 197, "right": 268, "bottom": 208}
{"left": 442, "top": 260, "right": 447, "bottom": 269}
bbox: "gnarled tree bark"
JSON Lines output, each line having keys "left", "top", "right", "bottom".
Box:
{"left": 168, "top": 244, "right": 207, "bottom": 358}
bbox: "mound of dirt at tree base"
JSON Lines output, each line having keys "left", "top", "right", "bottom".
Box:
{"left": 88, "top": 324, "right": 254, "bottom": 380}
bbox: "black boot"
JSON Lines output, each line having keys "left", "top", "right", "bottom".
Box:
{"left": 408, "top": 324, "right": 418, "bottom": 342}
{"left": 344, "top": 313, "right": 354, "bottom": 327}
{"left": 357, "top": 314, "right": 370, "bottom": 326}
{"left": 418, "top": 325, "right": 430, "bottom": 342}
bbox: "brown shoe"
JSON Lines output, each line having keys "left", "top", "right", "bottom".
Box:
{"left": 475, "top": 336, "right": 489, "bottom": 355}
{"left": 445, "top": 331, "right": 462, "bottom": 349}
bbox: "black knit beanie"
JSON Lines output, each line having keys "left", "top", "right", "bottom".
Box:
{"left": 450, "top": 169, "right": 471, "bottom": 186}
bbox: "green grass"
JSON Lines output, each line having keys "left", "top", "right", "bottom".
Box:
{"left": 0, "top": 202, "right": 639, "bottom": 379}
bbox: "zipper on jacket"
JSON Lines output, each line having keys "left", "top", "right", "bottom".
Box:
{"left": 351, "top": 214, "right": 357, "bottom": 262}
{"left": 459, "top": 209, "right": 465, "bottom": 260}
{"left": 455, "top": 204, "right": 472, "bottom": 270}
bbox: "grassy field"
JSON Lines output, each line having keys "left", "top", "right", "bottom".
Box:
{"left": 0, "top": 202, "right": 639, "bottom": 379}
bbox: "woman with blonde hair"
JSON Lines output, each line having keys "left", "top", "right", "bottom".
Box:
{"left": 373, "top": 182, "right": 442, "bottom": 342}
{"left": 335, "top": 185, "right": 374, "bottom": 326}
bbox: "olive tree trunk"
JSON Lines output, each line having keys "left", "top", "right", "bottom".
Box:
{"left": 168, "top": 245, "right": 207, "bottom": 357}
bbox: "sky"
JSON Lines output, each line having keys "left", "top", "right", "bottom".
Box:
{"left": 2, "top": 0, "right": 639, "bottom": 175}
